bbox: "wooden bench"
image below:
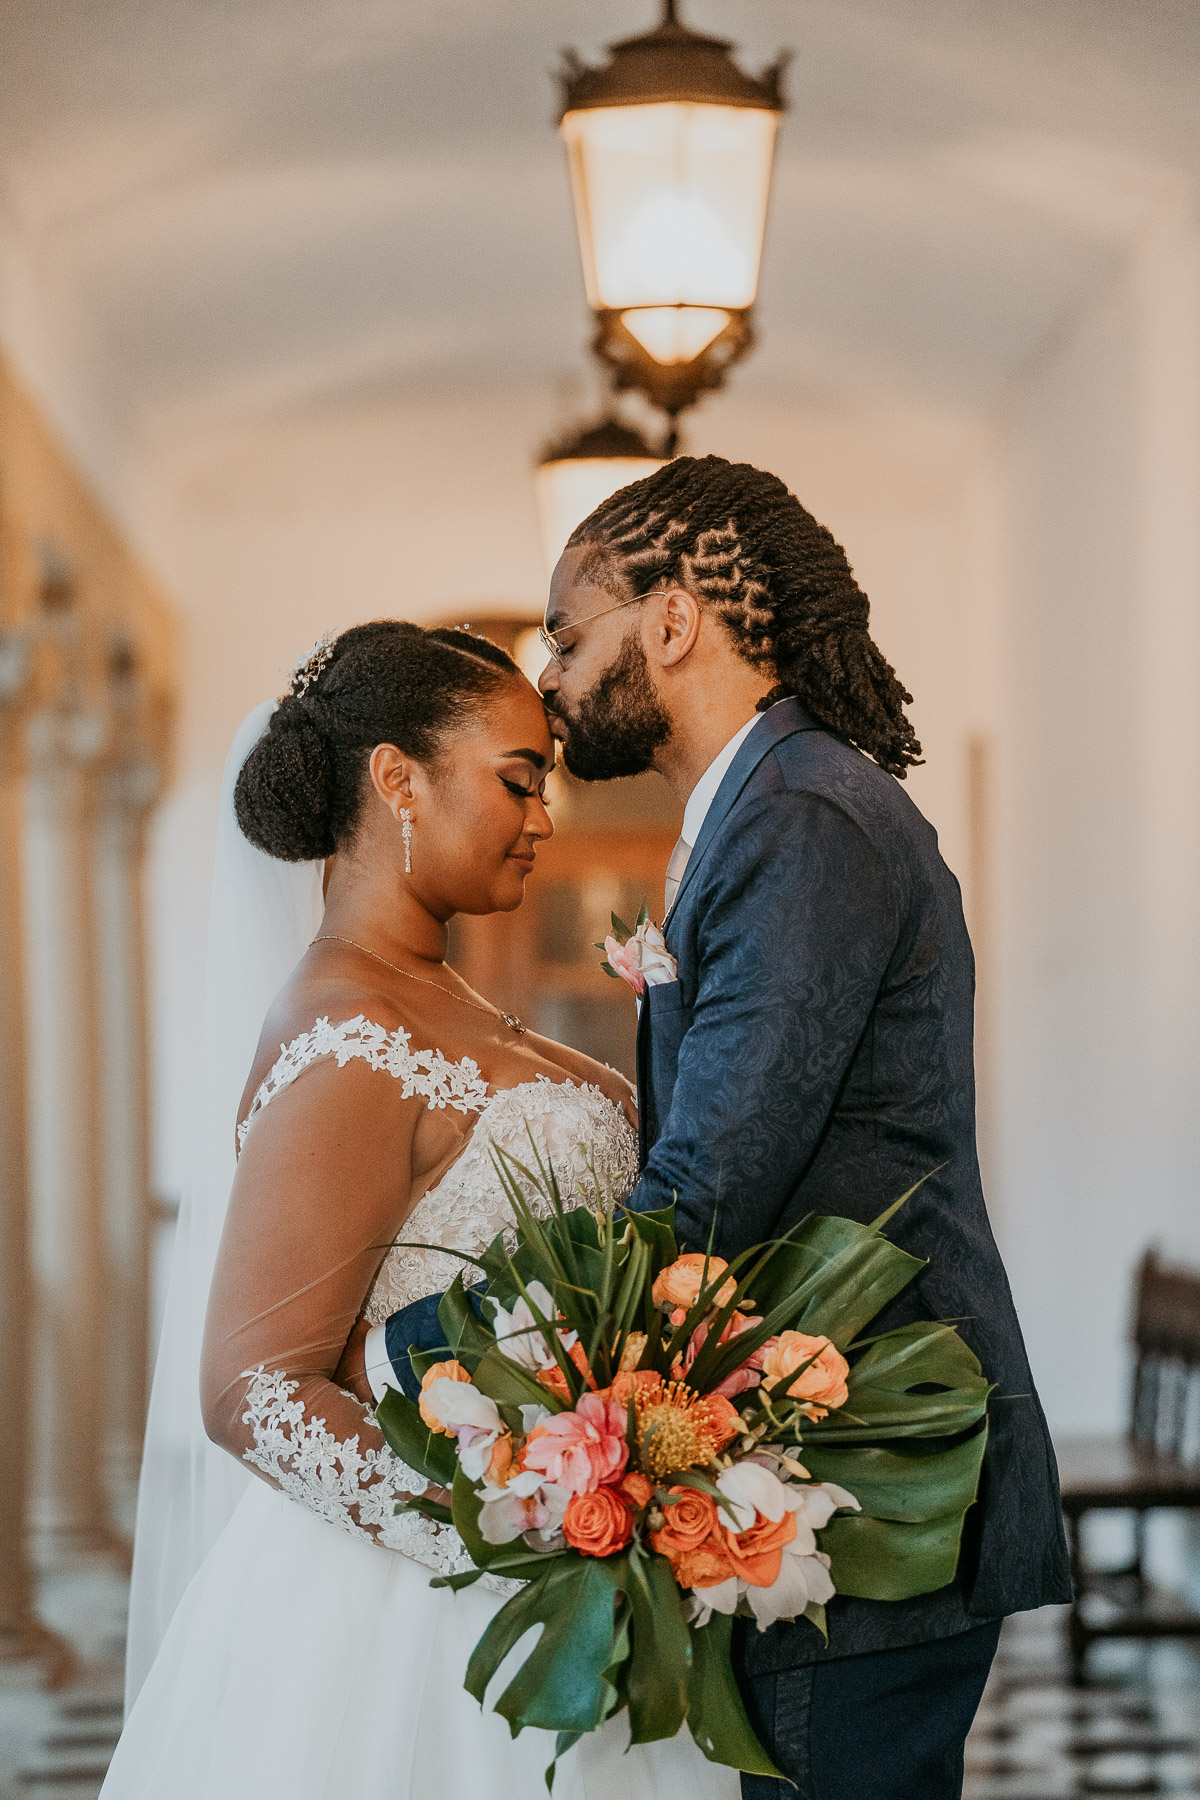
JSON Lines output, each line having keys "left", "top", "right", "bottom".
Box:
{"left": 1054, "top": 1249, "right": 1200, "bottom": 1682}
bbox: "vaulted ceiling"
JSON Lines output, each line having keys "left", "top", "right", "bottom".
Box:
{"left": 1, "top": 0, "right": 1197, "bottom": 447}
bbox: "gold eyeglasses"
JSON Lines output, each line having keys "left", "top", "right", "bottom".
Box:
{"left": 538, "top": 587, "right": 659, "bottom": 667}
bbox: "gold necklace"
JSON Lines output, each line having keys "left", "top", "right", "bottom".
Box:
{"left": 311, "top": 933, "right": 527, "bottom": 1035}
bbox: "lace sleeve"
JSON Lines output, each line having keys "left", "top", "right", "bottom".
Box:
{"left": 201, "top": 1020, "right": 483, "bottom": 1575}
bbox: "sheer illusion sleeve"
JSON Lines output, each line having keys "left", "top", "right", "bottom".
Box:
{"left": 199, "top": 1018, "right": 487, "bottom": 1571}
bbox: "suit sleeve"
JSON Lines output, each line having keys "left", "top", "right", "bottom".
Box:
{"left": 626, "top": 790, "right": 901, "bottom": 1255}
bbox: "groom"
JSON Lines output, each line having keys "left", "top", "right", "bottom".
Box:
{"left": 354, "top": 456, "right": 1071, "bottom": 1798}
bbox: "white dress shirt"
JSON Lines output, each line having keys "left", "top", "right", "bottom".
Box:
{"left": 680, "top": 710, "right": 763, "bottom": 851}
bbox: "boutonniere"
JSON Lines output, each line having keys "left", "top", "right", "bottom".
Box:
{"left": 596, "top": 904, "right": 678, "bottom": 996}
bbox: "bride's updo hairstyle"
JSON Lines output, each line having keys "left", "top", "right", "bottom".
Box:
{"left": 234, "top": 620, "right": 521, "bottom": 862}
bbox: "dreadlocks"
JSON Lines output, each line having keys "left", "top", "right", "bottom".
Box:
{"left": 567, "top": 454, "right": 922, "bottom": 778}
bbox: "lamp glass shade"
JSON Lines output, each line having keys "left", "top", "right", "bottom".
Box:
{"left": 561, "top": 101, "right": 778, "bottom": 313}
{"left": 620, "top": 305, "right": 730, "bottom": 363}
{"left": 535, "top": 455, "right": 665, "bottom": 576}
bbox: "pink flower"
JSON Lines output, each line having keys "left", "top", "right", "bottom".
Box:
{"left": 670, "top": 1312, "right": 765, "bottom": 1399}
{"left": 605, "top": 935, "right": 646, "bottom": 996}
{"left": 520, "top": 1392, "right": 630, "bottom": 1496}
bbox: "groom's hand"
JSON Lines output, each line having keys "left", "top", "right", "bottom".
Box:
{"left": 335, "top": 1315, "right": 373, "bottom": 1406}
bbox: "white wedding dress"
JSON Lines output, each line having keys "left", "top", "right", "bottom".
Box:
{"left": 102, "top": 1018, "right": 740, "bottom": 1800}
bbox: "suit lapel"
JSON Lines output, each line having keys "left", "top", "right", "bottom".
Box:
{"left": 664, "top": 699, "right": 822, "bottom": 929}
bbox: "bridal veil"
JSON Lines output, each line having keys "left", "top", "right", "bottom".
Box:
{"left": 124, "top": 702, "right": 324, "bottom": 1710}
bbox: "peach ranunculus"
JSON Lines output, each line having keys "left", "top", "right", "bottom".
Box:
{"left": 615, "top": 1470, "right": 654, "bottom": 1511}
{"left": 760, "top": 1332, "right": 850, "bottom": 1418}
{"left": 649, "top": 1486, "right": 720, "bottom": 1564}
{"left": 521, "top": 1392, "right": 629, "bottom": 1496}
{"left": 563, "top": 1485, "right": 635, "bottom": 1557}
{"left": 722, "top": 1509, "right": 798, "bottom": 1588}
{"left": 606, "top": 1368, "right": 660, "bottom": 1408}
{"left": 652, "top": 1253, "right": 737, "bottom": 1314}
{"left": 672, "top": 1535, "right": 737, "bottom": 1592}
{"left": 483, "top": 1431, "right": 514, "bottom": 1488}
{"left": 535, "top": 1338, "right": 596, "bottom": 1402}
{"left": 693, "top": 1392, "right": 743, "bottom": 1453}
{"left": 417, "top": 1359, "right": 473, "bottom": 1433}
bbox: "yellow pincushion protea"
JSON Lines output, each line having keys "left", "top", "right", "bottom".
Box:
{"left": 634, "top": 1378, "right": 731, "bottom": 1480}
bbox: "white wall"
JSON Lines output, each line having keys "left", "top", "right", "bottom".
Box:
{"left": 983, "top": 201, "right": 1200, "bottom": 1433}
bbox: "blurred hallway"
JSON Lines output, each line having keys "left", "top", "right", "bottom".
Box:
{"left": 0, "top": 0, "right": 1198, "bottom": 1753}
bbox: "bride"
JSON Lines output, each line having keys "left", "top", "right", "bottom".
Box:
{"left": 104, "top": 620, "right": 738, "bottom": 1800}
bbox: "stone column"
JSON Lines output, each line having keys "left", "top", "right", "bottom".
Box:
{"left": 92, "top": 640, "right": 160, "bottom": 1531}
{"left": 0, "top": 623, "right": 73, "bottom": 1678}
{"left": 24, "top": 676, "right": 119, "bottom": 1563}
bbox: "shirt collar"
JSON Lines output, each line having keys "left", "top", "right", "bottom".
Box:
{"left": 681, "top": 705, "right": 777, "bottom": 847}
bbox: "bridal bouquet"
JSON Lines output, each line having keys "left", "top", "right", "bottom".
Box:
{"left": 376, "top": 1153, "right": 990, "bottom": 1787}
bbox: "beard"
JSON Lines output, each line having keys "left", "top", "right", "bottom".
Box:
{"left": 554, "top": 630, "right": 672, "bottom": 782}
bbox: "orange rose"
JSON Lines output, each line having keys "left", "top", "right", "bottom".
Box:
{"left": 536, "top": 1339, "right": 596, "bottom": 1401}
{"left": 616, "top": 1470, "right": 654, "bottom": 1511}
{"left": 652, "top": 1254, "right": 737, "bottom": 1314}
{"left": 694, "top": 1393, "right": 742, "bottom": 1452}
{"left": 650, "top": 1486, "right": 720, "bottom": 1563}
{"left": 760, "top": 1331, "right": 849, "bottom": 1417}
{"left": 672, "top": 1535, "right": 736, "bottom": 1591}
{"left": 563, "top": 1486, "right": 634, "bottom": 1557}
{"left": 722, "top": 1509, "right": 797, "bottom": 1588}
{"left": 417, "top": 1359, "right": 472, "bottom": 1433}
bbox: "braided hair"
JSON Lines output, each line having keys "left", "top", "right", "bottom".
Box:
{"left": 568, "top": 454, "right": 922, "bottom": 777}
{"left": 234, "top": 621, "right": 521, "bottom": 861}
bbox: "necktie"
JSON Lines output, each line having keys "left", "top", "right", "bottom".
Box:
{"left": 663, "top": 836, "right": 692, "bottom": 913}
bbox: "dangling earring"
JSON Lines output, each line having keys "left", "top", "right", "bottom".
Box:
{"left": 400, "top": 807, "right": 413, "bottom": 875}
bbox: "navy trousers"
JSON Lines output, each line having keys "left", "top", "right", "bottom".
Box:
{"left": 739, "top": 1620, "right": 1002, "bottom": 1800}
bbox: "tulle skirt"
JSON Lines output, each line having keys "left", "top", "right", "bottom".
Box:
{"left": 102, "top": 1480, "right": 741, "bottom": 1800}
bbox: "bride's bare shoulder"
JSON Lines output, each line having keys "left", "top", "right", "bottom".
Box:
{"left": 239, "top": 971, "right": 427, "bottom": 1119}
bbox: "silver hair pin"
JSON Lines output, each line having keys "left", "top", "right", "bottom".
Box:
{"left": 288, "top": 630, "right": 337, "bottom": 698}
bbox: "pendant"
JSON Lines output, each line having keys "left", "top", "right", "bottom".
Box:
{"left": 501, "top": 1013, "right": 527, "bottom": 1035}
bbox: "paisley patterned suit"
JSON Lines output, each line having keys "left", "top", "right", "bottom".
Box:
{"left": 628, "top": 697, "right": 1071, "bottom": 1681}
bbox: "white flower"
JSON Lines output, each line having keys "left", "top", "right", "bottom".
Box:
{"left": 689, "top": 1472, "right": 860, "bottom": 1632}
{"left": 603, "top": 920, "right": 678, "bottom": 996}
{"left": 489, "top": 1282, "right": 571, "bottom": 1372}
{"left": 421, "top": 1379, "right": 504, "bottom": 1481}
{"left": 715, "top": 1461, "right": 791, "bottom": 1531}
{"left": 745, "top": 1545, "right": 836, "bottom": 1631}
{"left": 476, "top": 1470, "right": 570, "bottom": 1545}
{"left": 792, "top": 1481, "right": 860, "bottom": 1532}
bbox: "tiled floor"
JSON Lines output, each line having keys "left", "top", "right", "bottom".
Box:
{"left": 967, "top": 1606, "right": 1200, "bottom": 1799}
{"left": 0, "top": 1565, "right": 127, "bottom": 1800}
{"left": 3, "top": 1578, "right": 1198, "bottom": 1797}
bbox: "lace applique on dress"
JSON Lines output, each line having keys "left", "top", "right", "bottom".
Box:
{"left": 239, "top": 1368, "right": 520, "bottom": 1599}
{"left": 232, "top": 1017, "right": 638, "bottom": 1584}
{"left": 237, "top": 1013, "right": 490, "bottom": 1150}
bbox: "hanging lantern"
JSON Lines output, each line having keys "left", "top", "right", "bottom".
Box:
{"left": 534, "top": 418, "right": 667, "bottom": 575}
{"left": 559, "top": 0, "right": 786, "bottom": 404}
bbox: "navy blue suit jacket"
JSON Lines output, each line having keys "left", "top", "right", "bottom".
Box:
{"left": 627, "top": 700, "right": 1070, "bottom": 1670}
{"left": 384, "top": 700, "right": 1071, "bottom": 1671}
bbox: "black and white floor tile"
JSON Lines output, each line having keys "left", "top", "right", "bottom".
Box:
{"left": 4, "top": 1581, "right": 1199, "bottom": 1798}
{"left": 967, "top": 1607, "right": 1200, "bottom": 1799}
